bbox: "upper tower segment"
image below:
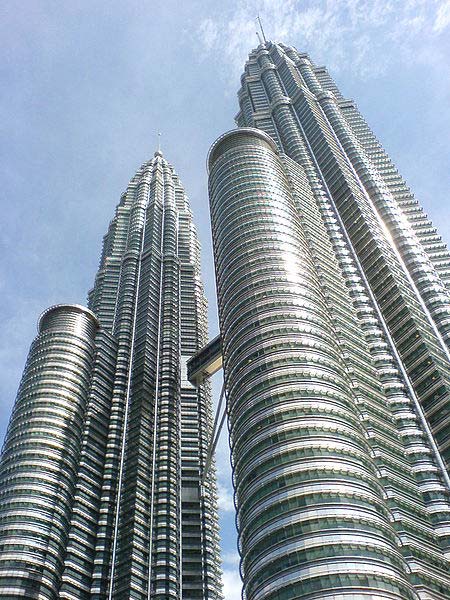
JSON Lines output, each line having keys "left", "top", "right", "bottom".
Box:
{"left": 85, "top": 151, "right": 221, "bottom": 599}
{"left": 88, "top": 152, "right": 199, "bottom": 334}
{"left": 235, "top": 40, "right": 450, "bottom": 473}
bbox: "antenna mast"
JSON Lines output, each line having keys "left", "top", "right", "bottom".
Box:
{"left": 257, "top": 15, "right": 267, "bottom": 43}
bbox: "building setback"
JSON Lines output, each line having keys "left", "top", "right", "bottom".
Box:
{"left": 0, "top": 151, "right": 222, "bottom": 600}
{"left": 206, "top": 40, "right": 450, "bottom": 600}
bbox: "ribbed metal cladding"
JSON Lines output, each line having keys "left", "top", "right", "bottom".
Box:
{"left": 0, "top": 152, "right": 222, "bottom": 599}
{"left": 39, "top": 304, "right": 99, "bottom": 338}
{"left": 208, "top": 129, "right": 418, "bottom": 600}
{"left": 87, "top": 151, "right": 222, "bottom": 600}
{"left": 236, "top": 41, "right": 450, "bottom": 472}
{"left": 0, "top": 304, "right": 98, "bottom": 599}
{"left": 235, "top": 44, "right": 450, "bottom": 583}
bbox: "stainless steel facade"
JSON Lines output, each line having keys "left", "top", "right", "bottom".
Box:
{"left": 208, "top": 40, "right": 450, "bottom": 600}
{"left": 0, "top": 153, "right": 222, "bottom": 599}
{"left": 235, "top": 42, "right": 450, "bottom": 470}
{"left": 0, "top": 305, "right": 103, "bottom": 598}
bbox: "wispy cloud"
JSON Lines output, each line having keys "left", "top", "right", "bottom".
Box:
{"left": 194, "top": 0, "right": 450, "bottom": 81}
{"left": 223, "top": 568, "right": 242, "bottom": 600}
{"left": 434, "top": 0, "right": 450, "bottom": 31}
{"left": 198, "top": 17, "right": 219, "bottom": 51}
{"left": 218, "top": 481, "right": 235, "bottom": 512}
{"left": 222, "top": 550, "right": 240, "bottom": 567}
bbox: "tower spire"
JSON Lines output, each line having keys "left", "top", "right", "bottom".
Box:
{"left": 155, "top": 132, "right": 162, "bottom": 157}
{"left": 256, "top": 15, "right": 267, "bottom": 43}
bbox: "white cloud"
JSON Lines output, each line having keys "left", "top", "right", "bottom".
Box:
{"left": 222, "top": 550, "right": 240, "bottom": 567}
{"left": 222, "top": 568, "right": 242, "bottom": 600}
{"left": 218, "top": 481, "right": 235, "bottom": 512}
{"left": 198, "top": 17, "right": 219, "bottom": 51}
{"left": 194, "top": 0, "right": 446, "bottom": 80}
{"left": 434, "top": 0, "right": 450, "bottom": 32}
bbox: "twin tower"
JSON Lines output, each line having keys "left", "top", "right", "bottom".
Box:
{"left": 1, "top": 41, "right": 450, "bottom": 600}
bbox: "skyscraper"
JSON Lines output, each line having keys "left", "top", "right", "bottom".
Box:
{"left": 206, "top": 41, "right": 450, "bottom": 600}
{"left": 0, "top": 151, "right": 222, "bottom": 600}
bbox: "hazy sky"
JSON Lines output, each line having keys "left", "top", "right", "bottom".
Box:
{"left": 1, "top": 1, "right": 450, "bottom": 598}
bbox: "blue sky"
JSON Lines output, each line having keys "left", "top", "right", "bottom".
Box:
{"left": 1, "top": 1, "right": 450, "bottom": 598}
